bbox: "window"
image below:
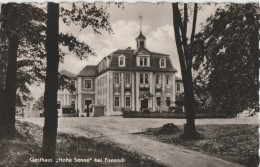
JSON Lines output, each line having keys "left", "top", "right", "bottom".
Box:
{"left": 156, "top": 97, "right": 161, "bottom": 107}
{"left": 71, "top": 80, "right": 76, "bottom": 89}
{"left": 57, "top": 101, "right": 61, "bottom": 109}
{"left": 177, "top": 83, "right": 181, "bottom": 92}
{"left": 145, "top": 74, "right": 149, "bottom": 84}
{"left": 166, "top": 97, "right": 171, "bottom": 107}
{"left": 114, "top": 96, "right": 120, "bottom": 107}
{"left": 119, "top": 56, "right": 125, "bottom": 67}
{"left": 166, "top": 75, "right": 170, "bottom": 85}
{"left": 71, "top": 100, "right": 75, "bottom": 108}
{"left": 125, "top": 74, "right": 131, "bottom": 84}
{"left": 84, "top": 79, "right": 92, "bottom": 89}
{"left": 140, "top": 74, "right": 144, "bottom": 84}
{"left": 125, "top": 96, "right": 131, "bottom": 107}
{"left": 160, "top": 58, "right": 166, "bottom": 68}
{"left": 140, "top": 73, "right": 149, "bottom": 84}
{"left": 114, "top": 73, "right": 120, "bottom": 84}
{"left": 139, "top": 57, "right": 148, "bottom": 66}
{"left": 156, "top": 75, "right": 161, "bottom": 85}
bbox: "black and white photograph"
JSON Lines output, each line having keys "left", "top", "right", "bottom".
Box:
{"left": 0, "top": 2, "right": 259, "bottom": 167}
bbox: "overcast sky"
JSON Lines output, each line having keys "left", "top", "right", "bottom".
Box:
{"left": 30, "top": 2, "right": 219, "bottom": 99}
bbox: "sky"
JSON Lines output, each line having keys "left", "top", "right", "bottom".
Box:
{"left": 30, "top": 3, "right": 219, "bottom": 99}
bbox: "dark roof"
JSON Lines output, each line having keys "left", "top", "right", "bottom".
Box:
{"left": 106, "top": 49, "right": 177, "bottom": 73}
{"left": 136, "top": 32, "right": 146, "bottom": 40}
{"left": 60, "top": 70, "right": 76, "bottom": 78}
{"left": 77, "top": 65, "right": 97, "bottom": 77}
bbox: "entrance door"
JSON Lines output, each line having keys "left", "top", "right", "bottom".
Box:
{"left": 141, "top": 99, "right": 148, "bottom": 111}
{"left": 84, "top": 100, "right": 92, "bottom": 117}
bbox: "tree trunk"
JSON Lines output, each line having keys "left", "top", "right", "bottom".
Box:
{"left": 41, "top": 3, "right": 59, "bottom": 166}
{"left": 2, "top": 34, "right": 19, "bottom": 139}
{"left": 172, "top": 3, "right": 197, "bottom": 137}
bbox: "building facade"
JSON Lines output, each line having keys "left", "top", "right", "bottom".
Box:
{"left": 58, "top": 32, "right": 183, "bottom": 116}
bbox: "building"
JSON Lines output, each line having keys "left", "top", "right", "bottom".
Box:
{"left": 58, "top": 31, "right": 183, "bottom": 116}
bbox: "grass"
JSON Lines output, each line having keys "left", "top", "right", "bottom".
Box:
{"left": 0, "top": 121, "right": 163, "bottom": 167}
{"left": 140, "top": 123, "right": 259, "bottom": 167}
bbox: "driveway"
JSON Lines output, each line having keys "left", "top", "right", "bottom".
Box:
{"left": 19, "top": 116, "right": 255, "bottom": 167}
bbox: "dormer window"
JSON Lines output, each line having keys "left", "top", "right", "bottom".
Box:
{"left": 139, "top": 57, "right": 148, "bottom": 66}
{"left": 160, "top": 58, "right": 166, "bottom": 68}
{"left": 118, "top": 55, "right": 125, "bottom": 67}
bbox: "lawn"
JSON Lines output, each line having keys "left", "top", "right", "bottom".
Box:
{"left": 140, "top": 124, "right": 259, "bottom": 167}
{"left": 0, "top": 121, "right": 163, "bottom": 167}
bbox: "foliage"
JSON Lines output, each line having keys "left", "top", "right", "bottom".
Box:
{"left": 175, "top": 93, "right": 185, "bottom": 106}
{"left": 32, "top": 95, "right": 44, "bottom": 111}
{"left": 0, "top": 3, "right": 46, "bottom": 107}
{"left": 192, "top": 3, "right": 259, "bottom": 117}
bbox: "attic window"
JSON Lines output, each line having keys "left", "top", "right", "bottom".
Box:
{"left": 118, "top": 55, "right": 125, "bottom": 67}
{"left": 160, "top": 58, "right": 166, "bottom": 68}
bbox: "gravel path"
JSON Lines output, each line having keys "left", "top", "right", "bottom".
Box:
{"left": 18, "top": 116, "right": 253, "bottom": 167}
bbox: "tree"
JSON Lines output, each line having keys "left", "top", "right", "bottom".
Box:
{"left": 172, "top": 3, "right": 198, "bottom": 137}
{"left": 0, "top": 3, "right": 46, "bottom": 138}
{"left": 41, "top": 3, "right": 114, "bottom": 165}
{"left": 192, "top": 3, "right": 259, "bottom": 117}
{"left": 41, "top": 3, "right": 59, "bottom": 166}
{"left": 0, "top": 3, "right": 93, "bottom": 139}
{"left": 32, "top": 95, "right": 44, "bottom": 111}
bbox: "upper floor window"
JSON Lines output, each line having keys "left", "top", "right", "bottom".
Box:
{"left": 177, "top": 83, "right": 181, "bottom": 92}
{"left": 71, "top": 80, "right": 76, "bottom": 88}
{"left": 125, "top": 74, "right": 131, "bottom": 84}
{"left": 140, "top": 73, "right": 149, "bottom": 84}
{"left": 139, "top": 57, "right": 148, "bottom": 66}
{"left": 118, "top": 55, "right": 125, "bottom": 67}
{"left": 84, "top": 79, "right": 92, "bottom": 89}
{"left": 156, "top": 75, "right": 161, "bottom": 85}
{"left": 160, "top": 58, "right": 166, "bottom": 68}
{"left": 114, "top": 73, "right": 120, "bottom": 84}
{"left": 166, "top": 75, "right": 170, "bottom": 85}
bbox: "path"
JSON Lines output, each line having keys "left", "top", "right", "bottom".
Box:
{"left": 19, "top": 117, "right": 250, "bottom": 167}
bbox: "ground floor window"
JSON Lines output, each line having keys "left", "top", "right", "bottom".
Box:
{"left": 125, "top": 96, "right": 131, "bottom": 107}
{"left": 156, "top": 97, "right": 161, "bottom": 107}
{"left": 57, "top": 101, "right": 61, "bottom": 109}
{"left": 114, "top": 96, "right": 120, "bottom": 107}
{"left": 166, "top": 97, "right": 171, "bottom": 107}
{"left": 71, "top": 100, "right": 75, "bottom": 108}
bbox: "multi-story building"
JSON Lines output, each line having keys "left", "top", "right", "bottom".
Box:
{"left": 58, "top": 31, "right": 183, "bottom": 116}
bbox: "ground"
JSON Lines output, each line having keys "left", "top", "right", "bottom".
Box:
{"left": 16, "top": 115, "right": 257, "bottom": 167}
{"left": 0, "top": 121, "right": 163, "bottom": 167}
{"left": 139, "top": 124, "right": 258, "bottom": 167}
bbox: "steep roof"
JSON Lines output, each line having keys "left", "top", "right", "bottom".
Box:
{"left": 77, "top": 65, "right": 97, "bottom": 77}
{"left": 106, "top": 49, "right": 178, "bottom": 73}
{"left": 59, "top": 70, "right": 76, "bottom": 78}
{"left": 135, "top": 32, "right": 146, "bottom": 40}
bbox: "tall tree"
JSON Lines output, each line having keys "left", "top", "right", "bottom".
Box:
{"left": 41, "top": 3, "right": 59, "bottom": 166}
{"left": 172, "top": 3, "right": 198, "bottom": 138}
{"left": 41, "top": 2, "right": 114, "bottom": 165}
{"left": 192, "top": 3, "right": 259, "bottom": 117}
{"left": 0, "top": 3, "right": 46, "bottom": 138}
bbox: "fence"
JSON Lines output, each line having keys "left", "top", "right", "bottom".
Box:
{"left": 123, "top": 111, "right": 228, "bottom": 119}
